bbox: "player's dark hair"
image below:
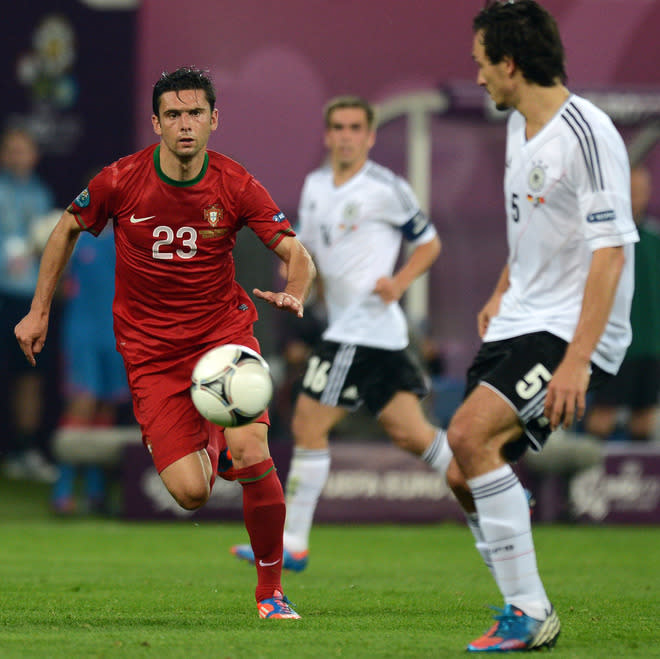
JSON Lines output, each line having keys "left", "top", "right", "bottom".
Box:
{"left": 324, "top": 95, "right": 375, "bottom": 129}
{"left": 473, "top": 1, "right": 566, "bottom": 86}
{"left": 152, "top": 66, "right": 217, "bottom": 116}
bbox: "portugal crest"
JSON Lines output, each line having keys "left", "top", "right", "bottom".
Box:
{"left": 204, "top": 204, "right": 224, "bottom": 227}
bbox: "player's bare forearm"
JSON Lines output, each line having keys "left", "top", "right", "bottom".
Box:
{"left": 255, "top": 236, "right": 316, "bottom": 317}
{"left": 374, "top": 235, "right": 441, "bottom": 304}
{"left": 274, "top": 237, "right": 316, "bottom": 300}
{"left": 393, "top": 235, "right": 441, "bottom": 293}
{"left": 15, "top": 210, "right": 82, "bottom": 364}
{"left": 564, "top": 246, "right": 625, "bottom": 364}
{"left": 544, "top": 246, "right": 625, "bottom": 429}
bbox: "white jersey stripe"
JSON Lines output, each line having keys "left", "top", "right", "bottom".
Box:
{"left": 569, "top": 102, "right": 605, "bottom": 190}
{"left": 519, "top": 388, "right": 548, "bottom": 422}
{"left": 320, "top": 343, "right": 356, "bottom": 406}
{"left": 562, "top": 104, "right": 603, "bottom": 191}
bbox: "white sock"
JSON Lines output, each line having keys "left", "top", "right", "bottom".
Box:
{"left": 421, "top": 429, "right": 452, "bottom": 479}
{"left": 465, "top": 512, "right": 496, "bottom": 579}
{"left": 282, "top": 447, "right": 331, "bottom": 553}
{"left": 468, "top": 464, "right": 551, "bottom": 620}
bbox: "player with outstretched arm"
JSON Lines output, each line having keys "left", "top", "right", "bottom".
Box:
{"left": 15, "top": 66, "right": 315, "bottom": 620}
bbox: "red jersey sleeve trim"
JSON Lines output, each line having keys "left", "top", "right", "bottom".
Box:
{"left": 266, "top": 227, "right": 295, "bottom": 249}
{"left": 67, "top": 209, "right": 102, "bottom": 236}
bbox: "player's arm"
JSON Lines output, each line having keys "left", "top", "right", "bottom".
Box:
{"left": 477, "top": 263, "right": 510, "bottom": 338}
{"left": 15, "top": 210, "right": 83, "bottom": 366}
{"left": 253, "top": 235, "right": 316, "bottom": 318}
{"left": 544, "top": 245, "right": 625, "bottom": 430}
{"left": 373, "top": 234, "right": 441, "bottom": 304}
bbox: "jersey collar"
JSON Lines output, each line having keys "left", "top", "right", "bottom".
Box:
{"left": 153, "top": 145, "right": 209, "bottom": 187}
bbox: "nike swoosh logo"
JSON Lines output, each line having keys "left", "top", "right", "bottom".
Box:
{"left": 130, "top": 214, "right": 156, "bottom": 223}
{"left": 258, "top": 559, "right": 281, "bottom": 567}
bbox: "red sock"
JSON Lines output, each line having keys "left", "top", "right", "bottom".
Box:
{"left": 235, "top": 458, "right": 285, "bottom": 602}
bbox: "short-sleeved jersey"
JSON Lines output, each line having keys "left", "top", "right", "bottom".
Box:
{"left": 297, "top": 160, "right": 437, "bottom": 350}
{"left": 67, "top": 144, "right": 294, "bottom": 370}
{"left": 484, "top": 94, "right": 639, "bottom": 374}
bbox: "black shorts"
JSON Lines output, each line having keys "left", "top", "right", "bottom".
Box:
{"left": 300, "top": 340, "right": 429, "bottom": 415}
{"left": 588, "top": 356, "right": 660, "bottom": 410}
{"left": 465, "top": 331, "right": 611, "bottom": 461}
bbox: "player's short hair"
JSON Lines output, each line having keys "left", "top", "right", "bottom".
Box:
{"left": 323, "top": 95, "right": 375, "bottom": 129}
{"left": 473, "top": 1, "right": 566, "bottom": 86}
{"left": 152, "top": 66, "right": 217, "bottom": 116}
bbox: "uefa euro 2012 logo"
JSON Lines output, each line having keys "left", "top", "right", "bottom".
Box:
{"left": 15, "top": 15, "right": 78, "bottom": 110}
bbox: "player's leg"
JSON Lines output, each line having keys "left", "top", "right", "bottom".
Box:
{"left": 583, "top": 358, "right": 633, "bottom": 440}
{"left": 225, "top": 421, "right": 299, "bottom": 618}
{"left": 230, "top": 391, "right": 345, "bottom": 570}
{"left": 283, "top": 393, "right": 347, "bottom": 556}
{"left": 159, "top": 449, "right": 215, "bottom": 510}
{"left": 449, "top": 386, "right": 557, "bottom": 651}
{"left": 284, "top": 341, "right": 351, "bottom": 561}
{"left": 377, "top": 390, "right": 452, "bottom": 477}
{"left": 447, "top": 334, "right": 566, "bottom": 651}
{"left": 628, "top": 407, "right": 658, "bottom": 441}
{"left": 133, "top": 381, "right": 218, "bottom": 510}
{"left": 379, "top": 389, "right": 500, "bottom": 585}
{"left": 626, "top": 357, "right": 660, "bottom": 441}
{"left": 52, "top": 336, "right": 99, "bottom": 512}
{"left": 583, "top": 404, "right": 618, "bottom": 439}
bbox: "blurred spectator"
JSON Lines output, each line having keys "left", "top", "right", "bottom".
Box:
{"left": 0, "top": 125, "right": 58, "bottom": 482}
{"left": 584, "top": 164, "right": 660, "bottom": 442}
{"left": 52, "top": 223, "right": 130, "bottom": 514}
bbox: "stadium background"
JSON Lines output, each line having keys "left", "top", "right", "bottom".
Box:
{"left": 1, "top": 0, "right": 659, "bottom": 523}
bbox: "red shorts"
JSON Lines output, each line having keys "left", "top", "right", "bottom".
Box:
{"left": 126, "top": 334, "right": 270, "bottom": 473}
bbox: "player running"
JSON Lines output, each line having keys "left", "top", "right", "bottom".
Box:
{"left": 15, "top": 66, "right": 315, "bottom": 620}
{"left": 231, "top": 95, "right": 452, "bottom": 572}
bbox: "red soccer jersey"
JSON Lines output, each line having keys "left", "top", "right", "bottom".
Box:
{"left": 67, "top": 144, "right": 295, "bottom": 369}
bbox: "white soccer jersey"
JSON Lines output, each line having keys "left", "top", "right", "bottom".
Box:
{"left": 297, "top": 160, "right": 437, "bottom": 349}
{"left": 484, "top": 94, "right": 639, "bottom": 373}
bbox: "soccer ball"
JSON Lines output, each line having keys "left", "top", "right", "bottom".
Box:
{"left": 190, "top": 344, "right": 273, "bottom": 427}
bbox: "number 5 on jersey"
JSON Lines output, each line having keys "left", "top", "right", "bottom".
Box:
{"left": 515, "top": 363, "right": 552, "bottom": 399}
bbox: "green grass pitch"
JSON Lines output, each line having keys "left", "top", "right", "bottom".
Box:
{"left": 0, "top": 517, "right": 658, "bottom": 658}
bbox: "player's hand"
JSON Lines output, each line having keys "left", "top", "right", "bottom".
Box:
{"left": 373, "top": 277, "right": 402, "bottom": 304}
{"left": 544, "top": 355, "right": 591, "bottom": 430}
{"left": 14, "top": 312, "right": 49, "bottom": 367}
{"left": 477, "top": 294, "right": 502, "bottom": 338}
{"left": 253, "top": 288, "right": 304, "bottom": 318}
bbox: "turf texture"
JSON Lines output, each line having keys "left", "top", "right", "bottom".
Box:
{"left": 0, "top": 515, "right": 658, "bottom": 658}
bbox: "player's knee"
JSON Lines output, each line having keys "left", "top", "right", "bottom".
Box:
{"left": 446, "top": 417, "right": 477, "bottom": 462}
{"left": 169, "top": 481, "right": 210, "bottom": 510}
{"left": 227, "top": 427, "right": 269, "bottom": 468}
